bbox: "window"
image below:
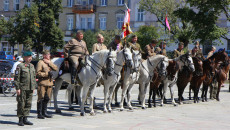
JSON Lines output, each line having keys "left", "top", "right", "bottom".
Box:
{"left": 89, "top": 0, "right": 94, "bottom": 5}
{"left": 99, "top": 17, "right": 106, "bottom": 30}
{"left": 88, "top": 18, "right": 92, "bottom": 29}
{"left": 4, "top": 0, "right": 9, "bottom": 11}
{"left": 117, "top": 15, "right": 124, "bottom": 29}
{"left": 101, "top": 0, "right": 107, "bottom": 6}
{"left": 67, "top": 16, "right": 73, "bottom": 30}
{"left": 118, "top": 0, "right": 124, "bottom": 6}
{"left": 137, "top": 9, "right": 144, "bottom": 21}
{"left": 67, "top": 0, "right": 73, "bottom": 7}
{"left": 82, "top": 0, "right": 87, "bottom": 5}
{"left": 15, "top": 0, "right": 20, "bottom": 11}
{"left": 81, "top": 18, "right": 86, "bottom": 29}
{"left": 25, "top": 0, "right": 31, "bottom": 7}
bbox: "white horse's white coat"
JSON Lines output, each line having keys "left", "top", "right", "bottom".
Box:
{"left": 52, "top": 50, "right": 117, "bottom": 115}
{"left": 137, "top": 55, "right": 169, "bottom": 109}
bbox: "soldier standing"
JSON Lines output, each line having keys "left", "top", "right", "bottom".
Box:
{"left": 173, "top": 42, "right": 185, "bottom": 58}
{"left": 92, "top": 34, "right": 107, "bottom": 53}
{"left": 36, "top": 50, "right": 58, "bottom": 119}
{"left": 14, "top": 50, "right": 36, "bottom": 126}
{"left": 64, "top": 31, "right": 89, "bottom": 85}
{"left": 144, "top": 39, "right": 158, "bottom": 58}
{"left": 127, "top": 35, "right": 143, "bottom": 52}
{"left": 207, "top": 46, "right": 216, "bottom": 59}
{"left": 107, "top": 35, "right": 123, "bottom": 51}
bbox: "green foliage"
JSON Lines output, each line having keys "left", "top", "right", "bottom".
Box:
{"left": 135, "top": 25, "right": 160, "bottom": 49}
{"left": 0, "top": 18, "right": 9, "bottom": 38}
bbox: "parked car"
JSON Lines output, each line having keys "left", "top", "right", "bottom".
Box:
{"left": 51, "top": 52, "right": 64, "bottom": 58}
{"left": 0, "top": 51, "right": 15, "bottom": 60}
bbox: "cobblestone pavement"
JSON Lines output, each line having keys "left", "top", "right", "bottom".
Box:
{"left": 0, "top": 83, "right": 230, "bottom": 130}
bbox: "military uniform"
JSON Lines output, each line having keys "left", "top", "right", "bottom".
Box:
{"left": 173, "top": 49, "right": 185, "bottom": 58}
{"left": 145, "top": 44, "right": 157, "bottom": 58}
{"left": 92, "top": 43, "right": 107, "bottom": 53}
{"left": 207, "top": 51, "right": 214, "bottom": 59}
{"left": 14, "top": 53, "right": 36, "bottom": 126}
{"left": 127, "top": 42, "right": 142, "bottom": 51}
{"left": 36, "top": 58, "right": 58, "bottom": 119}
{"left": 107, "top": 41, "right": 123, "bottom": 51}
{"left": 64, "top": 38, "right": 89, "bottom": 84}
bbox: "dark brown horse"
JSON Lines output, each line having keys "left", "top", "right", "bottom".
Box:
{"left": 201, "top": 49, "right": 228, "bottom": 102}
{"left": 214, "top": 60, "right": 230, "bottom": 101}
{"left": 189, "top": 58, "right": 215, "bottom": 103}
{"left": 148, "top": 60, "right": 179, "bottom": 107}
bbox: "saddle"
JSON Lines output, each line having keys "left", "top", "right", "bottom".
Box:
{"left": 63, "top": 58, "right": 84, "bottom": 74}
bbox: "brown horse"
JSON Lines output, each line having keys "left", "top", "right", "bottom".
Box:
{"left": 189, "top": 58, "right": 215, "bottom": 103}
{"left": 201, "top": 49, "right": 229, "bottom": 102}
{"left": 148, "top": 60, "right": 179, "bottom": 107}
{"left": 214, "top": 60, "right": 230, "bottom": 101}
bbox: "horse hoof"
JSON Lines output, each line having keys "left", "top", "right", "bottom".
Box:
{"left": 69, "top": 107, "right": 74, "bottom": 110}
{"left": 148, "top": 104, "right": 152, "bottom": 108}
{"left": 80, "top": 112, "right": 85, "bottom": 116}
{"left": 142, "top": 107, "right": 146, "bottom": 110}
{"left": 174, "top": 104, "right": 178, "bottom": 107}
{"left": 160, "top": 104, "right": 164, "bottom": 107}
{"left": 154, "top": 105, "right": 157, "bottom": 107}
{"left": 108, "top": 110, "right": 112, "bottom": 113}
{"left": 90, "top": 112, "right": 96, "bottom": 116}
{"left": 55, "top": 109, "right": 61, "bottom": 113}
{"left": 115, "top": 103, "right": 119, "bottom": 107}
{"left": 129, "top": 107, "right": 133, "bottom": 110}
{"left": 120, "top": 108, "right": 124, "bottom": 111}
{"left": 103, "top": 110, "right": 107, "bottom": 113}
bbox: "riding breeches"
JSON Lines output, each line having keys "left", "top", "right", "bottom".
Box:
{"left": 37, "top": 86, "right": 52, "bottom": 102}
{"left": 69, "top": 56, "right": 79, "bottom": 69}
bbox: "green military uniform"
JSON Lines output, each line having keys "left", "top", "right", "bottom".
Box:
{"left": 127, "top": 42, "right": 142, "bottom": 51}
{"left": 174, "top": 49, "right": 185, "bottom": 58}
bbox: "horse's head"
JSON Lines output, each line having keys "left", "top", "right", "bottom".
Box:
{"left": 206, "top": 58, "right": 215, "bottom": 76}
{"left": 105, "top": 48, "right": 117, "bottom": 76}
{"left": 121, "top": 47, "right": 133, "bottom": 68}
{"left": 211, "top": 48, "right": 228, "bottom": 63}
{"left": 192, "top": 57, "right": 203, "bottom": 76}
{"left": 180, "top": 53, "right": 195, "bottom": 72}
{"left": 131, "top": 49, "right": 142, "bottom": 72}
{"left": 156, "top": 57, "right": 169, "bottom": 79}
{"left": 167, "top": 60, "right": 179, "bottom": 81}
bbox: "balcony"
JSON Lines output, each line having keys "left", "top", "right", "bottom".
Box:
{"left": 72, "top": 4, "right": 96, "bottom": 14}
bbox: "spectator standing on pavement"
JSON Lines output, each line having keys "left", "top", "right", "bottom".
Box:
{"left": 36, "top": 50, "right": 58, "bottom": 119}
{"left": 11, "top": 57, "right": 23, "bottom": 75}
{"left": 14, "top": 50, "right": 36, "bottom": 126}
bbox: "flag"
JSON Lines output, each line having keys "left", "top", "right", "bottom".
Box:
{"left": 121, "top": 8, "right": 133, "bottom": 39}
{"left": 165, "top": 14, "right": 170, "bottom": 31}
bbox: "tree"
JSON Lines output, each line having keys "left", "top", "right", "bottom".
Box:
{"left": 33, "top": 0, "right": 64, "bottom": 52}
{"left": 0, "top": 18, "right": 8, "bottom": 39}
{"left": 174, "top": 0, "right": 230, "bottom": 44}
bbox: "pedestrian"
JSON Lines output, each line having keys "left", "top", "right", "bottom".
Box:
{"left": 11, "top": 56, "right": 23, "bottom": 75}
{"left": 207, "top": 46, "right": 216, "bottom": 59}
{"left": 14, "top": 50, "right": 36, "bottom": 126}
{"left": 173, "top": 42, "right": 185, "bottom": 58}
{"left": 64, "top": 30, "right": 89, "bottom": 85}
{"left": 107, "top": 35, "right": 123, "bottom": 51}
{"left": 144, "top": 39, "right": 158, "bottom": 59}
{"left": 92, "top": 34, "right": 107, "bottom": 53}
{"left": 36, "top": 50, "right": 58, "bottom": 119}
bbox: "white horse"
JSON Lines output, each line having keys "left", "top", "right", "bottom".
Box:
{"left": 52, "top": 49, "right": 117, "bottom": 116}
{"left": 102, "top": 47, "right": 133, "bottom": 113}
{"left": 119, "top": 50, "right": 142, "bottom": 111}
{"left": 160, "top": 53, "right": 195, "bottom": 106}
{"left": 137, "top": 55, "right": 169, "bottom": 109}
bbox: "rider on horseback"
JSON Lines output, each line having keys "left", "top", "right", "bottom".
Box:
{"left": 64, "top": 30, "right": 89, "bottom": 85}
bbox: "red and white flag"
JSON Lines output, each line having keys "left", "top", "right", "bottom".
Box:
{"left": 121, "top": 8, "right": 133, "bottom": 39}
{"left": 165, "top": 14, "right": 170, "bottom": 31}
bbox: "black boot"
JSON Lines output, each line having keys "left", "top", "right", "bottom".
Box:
{"left": 37, "top": 101, "right": 45, "bottom": 119}
{"left": 18, "top": 117, "right": 24, "bottom": 126}
{"left": 42, "top": 100, "right": 52, "bottom": 118}
{"left": 71, "top": 67, "right": 77, "bottom": 85}
{"left": 23, "top": 117, "right": 33, "bottom": 125}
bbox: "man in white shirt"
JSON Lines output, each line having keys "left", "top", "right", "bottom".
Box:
{"left": 11, "top": 57, "right": 24, "bottom": 75}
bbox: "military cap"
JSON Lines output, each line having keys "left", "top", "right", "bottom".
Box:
{"left": 179, "top": 42, "right": 184, "bottom": 46}
{"left": 151, "top": 39, "right": 158, "bottom": 44}
{"left": 23, "top": 51, "right": 33, "bottom": 56}
{"left": 42, "top": 50, "right": 50, "bottom": 55}
{"left": 97, "top": 33, "right": 103, "bottom": 39}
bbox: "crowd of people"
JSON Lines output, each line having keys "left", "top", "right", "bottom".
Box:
{"left": 14, "top": 30, "right": 219, "bottom": 126}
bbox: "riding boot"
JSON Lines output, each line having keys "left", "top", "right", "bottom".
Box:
{"left": 42, "top": 100, "right": 52, "bottom": 118}
{"left": 37, "top": 100, "right": 45, "bottom": 119}
{"left": 71, "top": 67, "right": 77, "bottom": 85}
{"left": 18, "top": 117, "right": 24, "bottom": 126}
{"left": 23, "top": 117, "right": 33, "bottom": 125}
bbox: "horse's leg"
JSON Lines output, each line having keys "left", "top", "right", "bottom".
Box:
{"left": 107, "top": 83, "right": 117, "bottom": 113}
{"left": 120, "top": 80, "right": 129, "bottom": 111}
{"left": 189, "top": 85, "right": 192, "bottom": 100}
{"left": 88, "top": 83, "right": 97, "bottom": 116}
{"left": 53, "top": 78, "right": 63, "bottom": 113}
{"left": 80, "top": 86, "right": 90, "bottom": 116}
{"left": 114, "top": 84, "right": 120, "bottom": 106}
{"left": 67, "top": 84, "right": 74, "bottom": 110}
{"left": 204, "top": 84, "right": 209, "bottom": 102}
{"left": 127, "top": 84, "right": 134, "bottom": 110}
{"left": 152, "top": 85, "right": 157, "bottom": 107}
{"left": 160, "top": 82, "right": 167, "bottom": 106}
{"left": 103, "top": 83, "right": 110, "bottom": 113}
{"left": 76, "top": 85, "right": 82, "bottom": 105}
{"left": 216, "top": 82, "right": 222, "bottom": 101}
{"left": 140, "top": 83, "right": 149, "bottom": 109}
{"left": 148, "top": 87, "right": 153, "bottom": 108}
{"left": 169, "top": 84, "right": 177, "bottom": 106}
